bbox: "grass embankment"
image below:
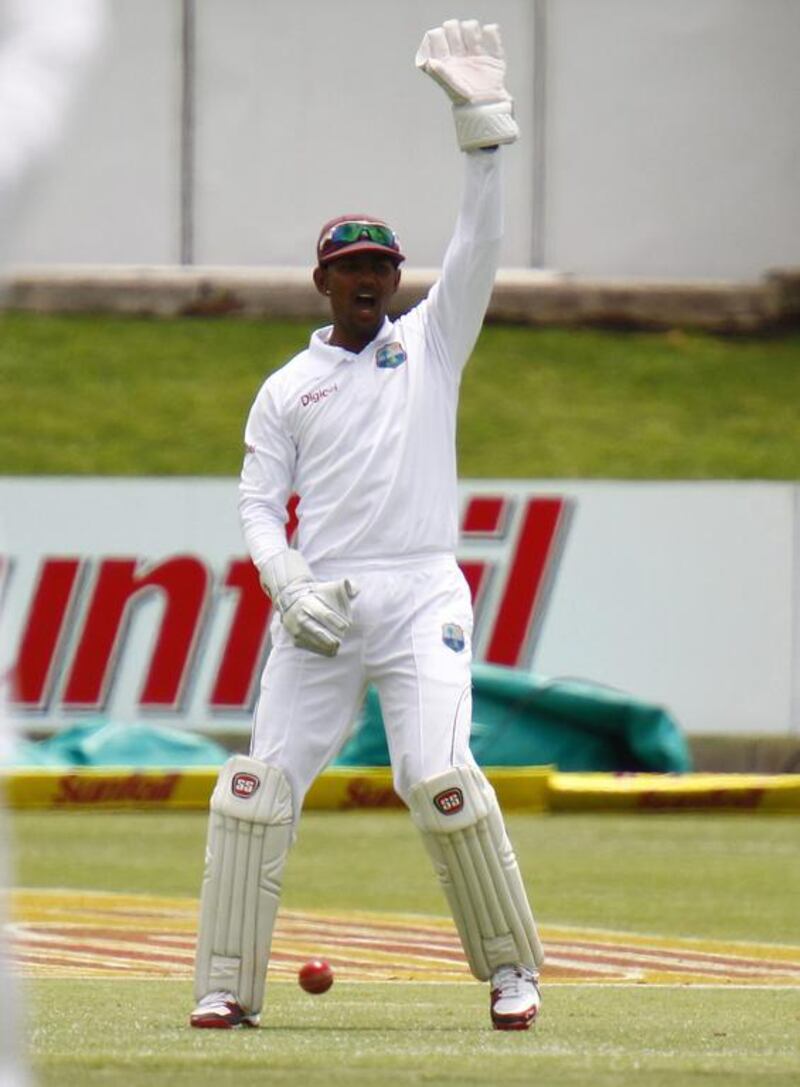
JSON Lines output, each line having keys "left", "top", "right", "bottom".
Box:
{"left": 1, "top": 313, "right": 798, "bottom": 477}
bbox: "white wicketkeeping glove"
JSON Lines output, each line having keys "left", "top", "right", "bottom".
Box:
{"left": 261, "top": 550, "right": 358, "bottom": 658}
{"left": 415, "top": 19, "right": 519, "bottom": 152}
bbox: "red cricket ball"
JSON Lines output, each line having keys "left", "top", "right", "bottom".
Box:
{"left": 298, "top": 958, "right": 334, "bottom": 994}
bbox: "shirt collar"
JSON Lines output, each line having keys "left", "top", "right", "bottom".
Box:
{"left": 308, "top": 316, "right": 395, "bottom": 361}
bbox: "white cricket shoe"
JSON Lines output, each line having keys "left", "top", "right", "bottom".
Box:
{"left": 490, "top": 964, "right": 541, "bottom": 1031}
{"left": 189, "top": 990, "right": 260, "bottom": 1029}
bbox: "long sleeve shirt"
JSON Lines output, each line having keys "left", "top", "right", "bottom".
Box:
{"left": 239, "top": 148, "right": 503, "bottom": 576}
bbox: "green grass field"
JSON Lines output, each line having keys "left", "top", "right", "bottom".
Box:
{"left": 1, "top": 313, "right": 799, "bottom": 478}
{"left": 9, "top": 809, "right": 800, "bottom": 1086}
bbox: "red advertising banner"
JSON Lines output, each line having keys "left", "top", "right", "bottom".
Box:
{"left": 1, "top": 486, "right": 572, "bottom": 732}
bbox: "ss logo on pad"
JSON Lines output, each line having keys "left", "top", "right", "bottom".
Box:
{"left": 433, "top": 787, "right": 464, "bottom": 815}
{"left": 232, "top": 772, "right": 260, "bottom": 798}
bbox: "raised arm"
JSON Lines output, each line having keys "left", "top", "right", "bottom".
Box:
{"left": 415, "top": 19, "right": 518, "bottom": 371}
{"left": 424, "top": 148, "right": 504, "bottom": 372}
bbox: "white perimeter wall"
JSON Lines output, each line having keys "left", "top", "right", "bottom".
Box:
{"left": 0, "top": 478, "right": 798, "bottom": 737}
{"left": 4, "top": 0, "right": 800, "bottom": 278}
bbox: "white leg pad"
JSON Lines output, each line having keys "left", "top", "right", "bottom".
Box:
{"left": 193, "top": 755, "right": 293, "bottom": 1015}
{"left": 408, "top": 764, "right": 544, "bottom": 981}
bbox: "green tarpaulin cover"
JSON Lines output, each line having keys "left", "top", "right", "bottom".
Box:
{"left": 334, "top": 663, "right": 692, "bottom": 773}
{"left": 11, "top": 721, "right": 228, "bottom": 767}
{"left": 9, "top": 666, "right": 691, "bottom": 774}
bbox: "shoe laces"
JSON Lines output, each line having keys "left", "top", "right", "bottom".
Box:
{"left": 492, "top": 964, "right": 536, "bottom": 997}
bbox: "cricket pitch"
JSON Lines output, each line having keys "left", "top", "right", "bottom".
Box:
{"left": 9, "top": 888, "right": 800, "bottom": 987}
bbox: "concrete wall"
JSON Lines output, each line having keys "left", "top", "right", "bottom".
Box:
{"left": 4, "top": 0, "right": 800, "bottom": 278}
{"left": 190, "top": 0, "right": 537, "bottom": 270}
{"left": 5, "top": 0, "right": 181, "bottom": 265}
{"left": 545, "top": 0, "right": 800, "bottom": 278}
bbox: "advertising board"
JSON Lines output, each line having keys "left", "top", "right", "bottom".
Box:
{"left": 0, "top": 479, "right": 796, "bottom": 735}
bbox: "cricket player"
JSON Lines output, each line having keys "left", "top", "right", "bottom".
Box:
{"left": 192, "top": 19, "right": 544, "bottom": 1032}
{"left": 0, "top": 3, "right": 104, "bottom": 1081}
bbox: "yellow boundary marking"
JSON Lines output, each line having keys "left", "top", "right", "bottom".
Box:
{"left": 7, "top": 889, "right": 800, "bottom": 987}
{"left": 4, "top": 767, "right": 800, "bottom": 812}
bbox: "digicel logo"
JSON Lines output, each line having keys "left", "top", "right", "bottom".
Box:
{"left": 8, "top": 493, "right": 571, "bottom": 716}
{"left": 301, "top": 383, "right": 338, "bottom": 408}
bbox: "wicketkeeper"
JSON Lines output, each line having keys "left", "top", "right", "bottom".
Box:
{"left": 191, "top": 19, "right": 544, "bottom": 1032}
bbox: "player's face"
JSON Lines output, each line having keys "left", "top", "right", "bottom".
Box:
{"left": 315, "top": 252, "right": 401, "bottom": 353}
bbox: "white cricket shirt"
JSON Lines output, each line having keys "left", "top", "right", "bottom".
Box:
{"left": 240, "top": 150, "right": 503, "bottom": 575}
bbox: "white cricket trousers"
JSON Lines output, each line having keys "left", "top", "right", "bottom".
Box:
{"left": 251, "top": 555, "right": 476, "bottom": 812}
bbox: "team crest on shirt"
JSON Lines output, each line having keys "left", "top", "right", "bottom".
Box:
{"left": 375, "top": 342, "right": 407, "bottom": 369}
{"left": 442, "top": 622, "right": 466, "bottom": 653}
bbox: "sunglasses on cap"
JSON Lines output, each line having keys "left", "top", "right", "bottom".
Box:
{"left": 317, "top": 220, "right": 403, "bottom": 263}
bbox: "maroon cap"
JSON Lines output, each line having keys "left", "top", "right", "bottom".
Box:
{"left": 316, "top": 214, "right": 405, "bottom": 267}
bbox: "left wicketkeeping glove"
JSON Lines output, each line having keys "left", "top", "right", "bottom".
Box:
{"left": 415, "top": 19, "right": 519, "bottom": 152}
{"left": 260, "top": 550, "right": 358, "bottom": 658}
